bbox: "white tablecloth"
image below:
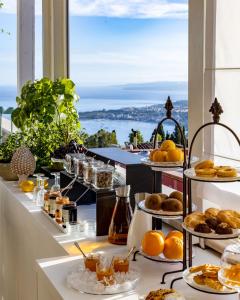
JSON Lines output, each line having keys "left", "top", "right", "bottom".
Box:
{"left": 36, "top": 247, "right": 238, "bottom": 300}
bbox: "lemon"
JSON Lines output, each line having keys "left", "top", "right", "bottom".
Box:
{"left": 21, "top": 180, "right": 35, "bottom": 192}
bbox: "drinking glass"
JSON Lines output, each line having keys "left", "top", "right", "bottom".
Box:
{"left": 96, "top": 258, "right": 114, "bottom": 282}
{"left": 50, "top": 172, "right": 61, "bottom": 193}
{"left": 218, "top": 243, "right": 240, "bottom": 297}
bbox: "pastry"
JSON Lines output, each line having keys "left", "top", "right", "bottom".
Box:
{"left": 161, "top": 198, "right": 183, "bottom": 212}
{"left": 194, "top": 160, "right": 214, "bottom": 170}
{"left": 191, "top": 264, "right": 224, "bottom": 291}
{"left": 215, "top": 222, "right": 233, "bottom": 234}
{"left": 194, "top": 223, "right": 212, "bottom": 233}
{"left": 217, "top": 210, "right": 240, "bottom": 229}
{"left": 224, "top": 264, "right": 240, "bottom": 283}
{"left": 204, "top": 277, "right": 224, "bottom": 291}
{"left": 184, "top": 212, "right": 206, "bottom": 228}
{"left": 169, "top": 191, "right": 183, "bottom": 203}
{"left": 217, "top": 167, "right": 237, "bottom": 178}
{"left": 205, "top": 217, "right": 220, "bottom": 230}
{"left": 193, "top": 274, "right": 205, "bottom": 285}
{"left": 214, "top": 166, "right": 231, "bottom": 171}
{"left": 145, "top": 289, "right": 185, "bottom": 300}
{"left": 205, "top": 208, "right": 220, "bottom": 219}
{"left": 158, "top": 193, "right": 168, "bottom": 201}
{"left": 145, "top": 194, "right": 162, "bottom": 210}
{"left": 195, "top": 168, "right": 217, "bottom": 177}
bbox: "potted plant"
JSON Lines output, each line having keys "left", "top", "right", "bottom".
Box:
{"left": 11, "top": 77, "right": 82, "bottom": 171}
{"left": 0, "top": 132, "right": 23, "bottom": 180}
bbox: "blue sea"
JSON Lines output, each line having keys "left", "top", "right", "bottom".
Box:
{"left": 0, "top": 82, "right": 188, "bottom": 145}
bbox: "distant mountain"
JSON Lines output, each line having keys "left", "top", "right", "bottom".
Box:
{"left": 77, "top": 81, "right": 188, "bottom": 101}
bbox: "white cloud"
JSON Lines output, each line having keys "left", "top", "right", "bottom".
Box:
{"left": 0, "top": 0, "right": 187, "bottom": 19}
{"left": 69, "top": 0, "right": 188, "bottom": 19}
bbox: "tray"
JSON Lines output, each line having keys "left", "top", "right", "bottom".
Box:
{"left": 138, "top": 200, "right": 183, "bottom": 219}
{"left": 184, "top": 168, "right": 240, "bottom": 182}
{"left": 141, "top": 158, "right": 183, "bottom": 169}
{"left": 66, "top": 259, "right": 140, "bottom": 295}
{"left": 183, "top": 268, "right": 236, "bottom": 295}
{"left": 182, "top": 223, "right": 240, "bottom": 240}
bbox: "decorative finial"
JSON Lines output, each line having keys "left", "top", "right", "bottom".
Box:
{"left": 165, "top": 96, "right": 174, "bottom": 118}
{"left": 209, "top": 98, "right": 223, "bottom": 123}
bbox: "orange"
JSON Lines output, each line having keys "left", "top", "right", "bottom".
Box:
{"left": 152, "top": 150, "right": 168, "bottom": 162}
{"left": 160, "top": 140, "right": 176, "bottom": 151}
{"left": 149, "top": 149, "right": 159, "bottom": 161}
{"left": 142, "top": 230, "right": 165, "bottom": 256}
{"left": 163, "top": 236, "right": 183, "bottom": 259}
{"left": 165, "top": 230, "right": 183, "bottom": 241}
{"left": 166, "top": 148, "right": 184, "bottom": 162}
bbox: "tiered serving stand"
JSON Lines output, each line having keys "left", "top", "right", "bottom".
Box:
{"left": 171, "top": 98, "right": 240, "bottom": 295}
{"left": 133, "top": 96, "right": 189, "bottom": 284}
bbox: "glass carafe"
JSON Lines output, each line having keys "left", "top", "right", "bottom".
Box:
{"left": 108, "top": 185, "right": 133, "bottom": 245}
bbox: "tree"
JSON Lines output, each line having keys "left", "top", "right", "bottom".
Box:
{"left": 85, "top": 129, "right": 118, "bottom": 148}
{"left": 129, "top": 129, "right": 144, "bottom": 144}
{"left": 173, "top": 124, "right": 182, "bottom": 144}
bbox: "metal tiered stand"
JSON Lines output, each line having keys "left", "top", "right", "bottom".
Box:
{"left": 132, "top": 96, "right": 189, "bottom": 285}
{"left": 171, "top": 98, "right": 240, "bottom": 295}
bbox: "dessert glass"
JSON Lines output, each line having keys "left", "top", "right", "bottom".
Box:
{"left": 113, "top": 256, "right": 129, "bottom": 273}
{"left": 84, "top": 253, "right": 101, "bottom": 272}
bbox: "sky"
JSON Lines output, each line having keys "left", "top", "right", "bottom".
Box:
{"left": 0, "top": 0, "right": 188, "bottom": 87}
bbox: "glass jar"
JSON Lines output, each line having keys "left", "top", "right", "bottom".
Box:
{"left": 93, "top": 164, "right": 114, "bottom": 190}
{"left": 108, "top": 185, "right": 133, "bottom": 245}
{"left": 62, "top": 202, "right": 77, "bottom": 228}
{"left": 64, "top": 154, "right": 73, "bottom": 174}
{"left": 73, "top": 154, "right": 86, "bottom": 178}
{"left": 84, "top": 159, "right": 103, "bottom": 184}
{"left": 49, "top": 194, "right": 57, "bottom": 218}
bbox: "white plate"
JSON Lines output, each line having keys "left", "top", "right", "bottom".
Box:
{"left": 140, "top": 250, "right": 182, "bottom": 264}
{"left": 66, "top": 260, "right": 140, "bottom": 295}
{"left": 182, "top": 223, "right": 240, "bottom": 240}
{"left": 141, "top": 157, "right": 183, "bottom": 168}
{"left": 138, "top": 200, "right": 183, "bottom": 219}
{"left": 183, "top": 268, "right": 236, "bottom": 294}
{"left": 184, "top": 168, "right": 240, "bottom": 182}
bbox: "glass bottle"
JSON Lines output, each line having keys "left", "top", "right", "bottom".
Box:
{"left": 50, "top": 172, "right": 61, "bottom": 193}
{"left": 108, "top": 185, "right": 133, "bottom": 245}
{"left": 36, "top": 177, "right": 48, "bottom": 207}
{"left": 33, "top": 173, "right": 44, "bottom": 203}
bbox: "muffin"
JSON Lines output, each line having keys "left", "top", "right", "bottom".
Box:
{"left": 194, "top": 223, "right": 212, "bottom": 233}
{"left": 215, "top": 223, "right": 233, "bottom": 235}
{"left": 145, "top": 194, "right": 162, "bottom": 210}
{"left": 158, "top": 193, "right": 168, "bottom": 201}
{"left": 161, "top": 198, "right": 183, "bottom": 212}
{"left": 169, "top": 191, "right": 183, "bottom": 203}
{"left": 205, "top": 217, "right": 220, "bottom": 230}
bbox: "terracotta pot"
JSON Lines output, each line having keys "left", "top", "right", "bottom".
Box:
{"left": 0, "top": 162, "right": 18, "bottom": 181}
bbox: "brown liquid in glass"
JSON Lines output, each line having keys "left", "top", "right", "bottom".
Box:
{"left": 108, "top": 196, "right": 133, "bottom": 245}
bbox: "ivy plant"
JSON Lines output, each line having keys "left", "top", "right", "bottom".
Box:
{"left": 12, "top": 78, "right": 81, "bottom": 169}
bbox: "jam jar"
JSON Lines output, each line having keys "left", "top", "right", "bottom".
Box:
{"left": 73, "top": 154, "right": 86, "bottom": 178}
{"left": 93, "top": 164, "right": 114, "bottom": 190}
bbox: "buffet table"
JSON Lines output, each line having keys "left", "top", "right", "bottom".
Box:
{"left": 0, "top": 178, "right": 238, "bottom": 300}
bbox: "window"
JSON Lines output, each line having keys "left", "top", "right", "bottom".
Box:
{"left": 69, "top": 0, "right": 188, "bottom": 145}
{"left": 35, "top": 0, "right": 42, "bottom": 79}
{"left": 0, "top": 0, "right": 17, "bottom": 109}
